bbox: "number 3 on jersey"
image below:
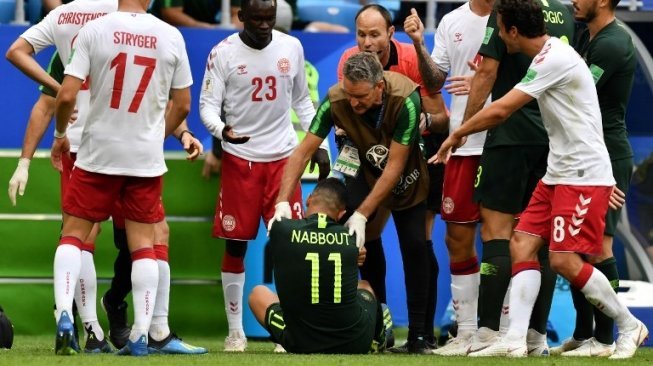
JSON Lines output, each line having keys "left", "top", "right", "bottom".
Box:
{"left": 251, "top": 76, "right": 277, "bottom": 101}
{"left": 110, "top": 52, "right": 157, "bottom": 113}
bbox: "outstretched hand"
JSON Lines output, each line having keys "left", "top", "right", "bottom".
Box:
{"left": 428, "top": 134, "right": 464, "bottom": 165}
{"left": 222, "top": 125, "right": 250, "bottom": 144}
{"left": 310, "top": 148, "right": 330, "bottom": 181}
{"left": 181, "top": 135, "right": 204, "bottom": 161}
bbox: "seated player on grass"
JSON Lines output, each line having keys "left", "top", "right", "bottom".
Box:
{"left": 249, "top": 178, "right": 392, "bottom": 354}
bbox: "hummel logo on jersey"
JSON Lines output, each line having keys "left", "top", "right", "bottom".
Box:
{"left": 206, "top": 50, "right": 217, "bottom": 71}
{"left": 569, "top": 194, "right": 592, "bottom": 237}
{"left": 237, "top": 65, "right": 248, "bottom": 75}
{"left": 454, "top": 33, "right": 463, "bottom": 43}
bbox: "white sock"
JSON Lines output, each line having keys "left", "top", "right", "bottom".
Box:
{"left": 76, "top": 250, "right": 104, "bottom": 341}
{"left": 451, "top": 272, "right": 480, "bottom": 335}
{"left": 499, "top": 280, "right": 511, "bottom": 336}
{"left": 222, "top": 271, "right": 245, "bottom": 335}
{"left": 54, "top": 244, "right": 82, "bottom": 323}
{"left": 150, "top": 259, "right": 171, "bottom": 342}
{"left": 505, "top": 270, "right": 540, "bottom": 343}
{"left": 130, "top": 258, "right": 159, "bottom": 342}
{"left": 580, "top": 267, "right": 637, "bottom": 330}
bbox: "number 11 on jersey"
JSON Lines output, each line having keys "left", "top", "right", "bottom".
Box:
{"left": 305, "top": 252, "right": 342, "bottom": 304}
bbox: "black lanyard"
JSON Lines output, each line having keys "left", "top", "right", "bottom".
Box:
{"left": 375, "top": 93, "right": 386, "bottom": 129}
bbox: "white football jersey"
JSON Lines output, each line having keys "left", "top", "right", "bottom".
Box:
{"left": 65, "top": 11, "right": 192, "bottom": 177}
{"left": 199, "top": 30, "right": 315, "bottom": 162}
{"left": 515, "top": 37, "right": 614, "bottom": 186}
{"left": 432, "top": 2, "right": 489, "bottom": 156}
{"left": 20, "top": 0, "right": 118, "bottom": 152}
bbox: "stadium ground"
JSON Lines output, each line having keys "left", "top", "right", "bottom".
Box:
{"left": 5, "top": 334, "right": 653, "bottom": 365}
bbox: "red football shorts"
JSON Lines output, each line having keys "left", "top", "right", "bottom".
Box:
{"left": 213, "top": 152, "right": 303, "bottom": 240}
{"left": 63, "top": 167, "right": 164, "bottom": 224}
{"left": 60, "top": 152, "right": 77, "bottom": 205}
{"left": 441, "top": 155, "right": 481, "bottom": 223}
{"left": 109, "top": 198, "right": 165, "bottom": 229}
{"left": 515, "top": 181, "right": 611, "bottom": 256}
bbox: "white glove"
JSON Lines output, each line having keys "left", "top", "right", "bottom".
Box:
{"left": 345, "top": 211, "right": 367, "bottom": 248}
{"left": 267, "top": 201, "right": 292, "bottom": 235}
{"left": 8, "top": 158, "right": 30, "bottom": 206}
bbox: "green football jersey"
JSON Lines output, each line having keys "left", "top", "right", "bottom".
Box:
{"left": 575, "top": 20, "right": 635, "bottom": 160}
{"left": 479, "top": 0, "right": 575, "bottom": 147}
{"left": 40, "top": 52, "right": 64, "bottom": 98}
{"left": 269, "top": 213, "right": 371, "bottom": 353}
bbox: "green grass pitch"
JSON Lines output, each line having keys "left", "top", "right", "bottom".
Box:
{"left": 4, "top": 334, "right": 653, "bottom": 366}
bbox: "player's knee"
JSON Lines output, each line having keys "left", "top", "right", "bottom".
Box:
{"left": 154, "top": 220, "right": 170, "bottom": 244}
{"left": 479, "top": 221, "right": 512, "bottom": 242}
{"left": 248, "top": 285, "right": 267, "bottom": 305}
{"left": 445, "top": 232, "right": 475, "bottom": 261}
{"left": 357, "top": 280, "right": 375, "bottom": 297}
{"left": 548, "top": 252, "right": 569, "bottom": 276}
{"left": 509, "top": 233, "right": 540, "bottom": 264}
{"left": 222, "top": 240, "right": 247, "bottom": 272}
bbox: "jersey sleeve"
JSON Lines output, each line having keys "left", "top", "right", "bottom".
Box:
{"left": 171, "top": 30, "right": 193, "bottom": 89}
{"left": 199, "top": 44, "right": 228, "bottom": 139}
{"left": 431, "top": 23, "right": 450, "bottom": 73}
{"left": 308, "top": 97, "right": 334, "bottom": 139}
{"left": 587, "top": 36, "right": 631, "bottom": 92}
{"left": 478, "top": 12, "right": 505, "bottom": 62}
{"left": 514, "top": 44, "right": 569, "bottom": 99}
{"left": 40, "top": 52, "right": 64, "bottom": 97}
{"left": 20, "top": 12, "right": 56, "bottom": 54}
{"left": 392, "top": 90, "right": 421, "bottom": 145}
{"left": 64, "top": 27, "right": 92, "bottom": 82}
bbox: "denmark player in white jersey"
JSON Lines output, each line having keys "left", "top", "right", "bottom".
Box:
{"left": 6, "top": 0, "right": 206, "bottom": 354}
{"left": 5, "top": 0, "right": 120, "bottom": 353}
{"left": 199, "top": 0, "right": 329, "bottom": 352}
{"left": 50, "top": 0, "right": 193, "bottom": 355}
{"left": 434, "top": 0, "right": 647, "bottom": 359}
{"left": 11, "top": 0, "right": 118, "bottom": 154}
{"left": 404, "top": 1, "right": 492, "bottom": 354}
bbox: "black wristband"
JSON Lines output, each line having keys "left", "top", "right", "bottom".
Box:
{"left": 177, "top": 129, "right": 194, "bottom": 142}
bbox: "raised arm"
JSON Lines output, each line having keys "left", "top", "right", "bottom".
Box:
{"left": 404, "top": 8, "right": 447, "bottom": 93}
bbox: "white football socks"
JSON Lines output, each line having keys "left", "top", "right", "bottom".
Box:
{"left": 222, "top": 271, "right": 245, "bottom": 336}
{"left": 54, "top": 243, "right": 82, "bottom": 323}
{"left": 506, "top": 269, "right": 541, "bottom": 343}
{"left": 76, "top": 249, "right": 104, "bottom": 341}
{"left": 150, "top": 258, "right": 171, "bottom": 342}
{"left": 130, "top": 258, "right": 159, "bottom": 342}
{"left": 451, "top": 272, "right": 480, "bottom": 335}
{"left": 580, "top": 266, "right": 637, "bottom": 330}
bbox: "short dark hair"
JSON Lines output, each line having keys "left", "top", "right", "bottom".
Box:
{"left": 355, "top": 4, "right": 393, "bottom": 28}
{"left": 241, "top": 0, "right": 276, "bottom": 13}
{"left": 311, "top": 178, "right": 347, "bottom": 211}
{"left": 496, "top": 0, "right": 546, "bottom": 39}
